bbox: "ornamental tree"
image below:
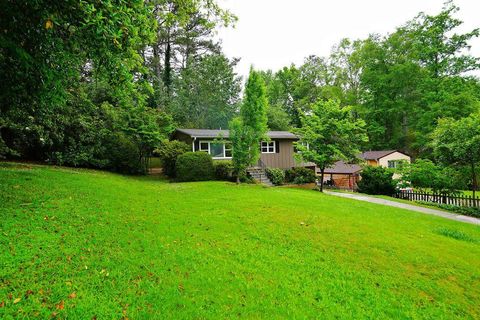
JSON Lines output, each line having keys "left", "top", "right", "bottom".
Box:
{"left": 229, "top": 68, "right": 268, "bottom": 182}
{"left": 295, "top": 99, "right": 368, "bottom": 192}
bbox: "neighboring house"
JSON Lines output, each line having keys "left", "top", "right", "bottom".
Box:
{"left": 359, "top": 150, "right": 411, "bottom": 170}
{"left": 173, "top": 128, "right": 315, "bottom": 169}
{"left": 322, "top": 150, "right": 411, "bottom": 188}
{"left": 323, "top": 161, "right": 362, "bottom": 190}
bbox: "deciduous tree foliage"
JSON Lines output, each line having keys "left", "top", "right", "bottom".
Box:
{"left": 0, "top": 0, "right": 239, "bottom": 173}
{"left": 295, "top": 99, "right": 368, "bottom": 192}
{"left": 432, "top": 112, "right": 480, "bottom": 198}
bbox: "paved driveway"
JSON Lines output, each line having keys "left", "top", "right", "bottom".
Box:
{"left": 324, "top": 191, "right": 480, "bottom": 226}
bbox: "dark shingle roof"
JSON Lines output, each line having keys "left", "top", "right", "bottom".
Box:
{"left": 359, "top": 150, "right": 398, "bottom": 160}
{"left": 176, "top": 128, "right": 298, "bottom": 139}
{"left": 324, "top": 161, "right": 362, "bottom": 174}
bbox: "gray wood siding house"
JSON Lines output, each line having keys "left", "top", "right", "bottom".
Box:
{"left": 173, "top": 128, "right": 315, "bottom": 170}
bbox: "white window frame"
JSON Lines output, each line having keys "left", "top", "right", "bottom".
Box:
{"left": 198, "top": 140, "right": 232, "bottom": 159}
{"left": 261, "top": 141, "right": 275, "bottom": 154}
{"left": 296, "top": 142, "right": 309, "bottom": 154}
{"left": 388, "top": 160, "right": 398, "bottom": 168}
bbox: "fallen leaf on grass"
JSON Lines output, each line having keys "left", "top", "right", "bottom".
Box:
{"left": 56, "top": 300, "right": 64, "bottom": 310}
{"left": 68, "top": 292, "right": 77, "bottom": 299}
{"left": 0, "top": 301, "right": 4, "bottom": 307}
{"left": 13, "top": 297, "right": 21, "bottom": 304}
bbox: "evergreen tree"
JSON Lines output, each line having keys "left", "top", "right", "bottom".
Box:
{"left": 230, "top": 68, "right": 269, "bottom": 182}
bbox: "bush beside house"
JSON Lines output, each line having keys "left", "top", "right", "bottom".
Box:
{"left": 176, "top": 152, "right": 214, "bottom": 182}
{"left": 285, "top": 167, "right": 316, "bottom": 185}
{"left": 265, "top": 168, "right": 285, "bottom": 185}
{"left": 155, "top": 140, "right": 190, "bottom": 177}
{"left": 357, "top": 166, "right": 396, "bottom": 195}
{"left": 214, "top": 160, "right": 235, "bottom": 181}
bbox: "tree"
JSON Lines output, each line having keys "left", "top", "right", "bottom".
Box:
{"left": 357, "top": 166, "right": 396, "bottom": 195}
{"left": 353, "top": 1, "right": 480, "bottom": 156}
{"left": 397, "top": 159, "right": 462, "bottom": 194}
{"left": 432, "top": 112, "right": 480, "bottom": 199}
{"left": 169, "top": 54, "right": 241, "bottom": 128}
{"left": 295, "top": 99, "right": 368, "bottom": 192}
{"left": 229, "top": 69, "right": 268, "bottom": 183}
{"left": 148, "top": 0, "right": 236, "bottom": 95}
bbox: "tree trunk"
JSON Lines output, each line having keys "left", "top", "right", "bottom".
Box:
{"left": 319, "top": 167, "right": 325, "bottom": 192}
{"left": 163, "top": 34, "right": 172, "bottom": 92}
{"left": 472, "top": 162, "right": 477, "bottom": 202}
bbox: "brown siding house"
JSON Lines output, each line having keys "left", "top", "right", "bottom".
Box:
{"left": 172, "top": 128, "right": 314, "bottom": 170}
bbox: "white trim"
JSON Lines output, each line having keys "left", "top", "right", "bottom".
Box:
{"left": 198, "top": 140, "right": 232, "bottom": 159}
{"left": 261, "top": 141, "right": 275, "bottom": 153}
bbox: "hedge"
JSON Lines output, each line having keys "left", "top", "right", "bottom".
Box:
{"left": 175, "top": 152, "right": 214, "bottom": 182}
{"left": 285, "top": 167, "right": 316, "bottom": 184}
{"left": 265, "top": 168, "right": 285, "bottom": 185}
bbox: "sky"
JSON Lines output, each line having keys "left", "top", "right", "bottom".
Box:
{"left": 216, "top": 0, "right": 480, "bottom": 79}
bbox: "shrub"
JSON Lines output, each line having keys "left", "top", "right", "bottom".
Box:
{"left": 285, "top": 167, "right": 316, "bottom": 184}
{"left": 105, "top": 132, "right": 144, "bottom": 174}
{"left": 155, "top": 140, "right": 190, "bottom": 177}
{"left": 265, "top": 168, "right": 285, "bottom": 185}
{"left": 214, "top": 160, "right": 235, "bottom": 181}
{"left": 175, "top": 152, "right": 214, "bottom": 182}
{"left": 357, "top": 166, "right": 396, "bottom": 195}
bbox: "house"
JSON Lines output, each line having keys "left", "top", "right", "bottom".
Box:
{"left": 322, "top": 150, "right": 411, "bottom": 189}
{"left": 323, "top": 161, "right": 362, "bottom": 190}
{"left": 359, "top": 150, "right": 411, "bottom": 170}
{"left": 173, "top": 128, "right": 315, "bottom": 170}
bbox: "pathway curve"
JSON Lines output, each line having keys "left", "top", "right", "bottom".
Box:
{"left": 324, "top": 191, "right": 480, "bottom": 226}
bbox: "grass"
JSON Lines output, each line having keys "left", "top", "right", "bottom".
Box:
{"left": 1, "top": 162, "right": 480, "bottom": 319}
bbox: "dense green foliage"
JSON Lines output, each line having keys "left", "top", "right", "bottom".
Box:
{"left": 265, "top": 167, "right": 285, "bottom": 185}
{"left": 230, "top": 69, "right": 269, "bottom": 182}
{"left": 2, "top": 163, "right": 480, "bottom": 318}
{"left": 285, "top": 167, "right": 317, "bottom": 184}
{"left": 213, "top": 160, "right": 235, "bottom": 181}
{"left": 357, "top": 166, "right": 397, "bottom": 195}
{"left": 0, "top": 0, "right": 240, "bottom": 173}
{"left": 175, "top": 151, "right": 214, "bottom": 181}
{"left": 398, "top": 159, "right": 463, "bottom": 194}
{"left": 260, "top": 3, "right": 480, "bottom": 157}
{"left": 432, "top": 112, "right": 480, "bottom": 198}
{"left": 295, "top": 99, "right": 367, "bottom": 191}
{"left": 155, "top": 140, "right": 190, "bottom": 177}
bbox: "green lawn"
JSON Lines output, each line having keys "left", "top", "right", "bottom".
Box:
{"left": 1, "top": 163, "right": 480, "bottom": 319}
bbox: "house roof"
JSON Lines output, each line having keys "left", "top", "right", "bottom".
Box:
{"left": 175, "top": 128, "right": 298, "bottom": 139}
{"left": 324, "top": 161, "right": 362, "bottom": 174}
{"left": 359, "top": 150, "right": 407, "bottom": 160}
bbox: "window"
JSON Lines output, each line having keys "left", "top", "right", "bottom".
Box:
{"left": 388, "top": 160, "right": 398, "bottom": 168}
{"left": 225, "top": 143, "right": 232, "bottom": 157}
{"left": 261, "top": 141, "right": 275, "bottom": 153}
{"left": 210, "top": 143, "right": 224, "bottom": 158}
{"left": 199, "top": 142, "right": 209, "bottom": 152}
{"left": 198, "top": 141, "right": 232, "bottom": 159}
{"left": 295, "top": 142, "right": 309, "bottom": 154}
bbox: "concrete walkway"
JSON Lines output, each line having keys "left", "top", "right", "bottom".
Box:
{"left": 324, "top": 191, "right": 480, "bottom": 226}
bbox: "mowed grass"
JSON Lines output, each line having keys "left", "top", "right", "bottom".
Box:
{"left": 1, "top": 163, "right": 480, "bottom": 319}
